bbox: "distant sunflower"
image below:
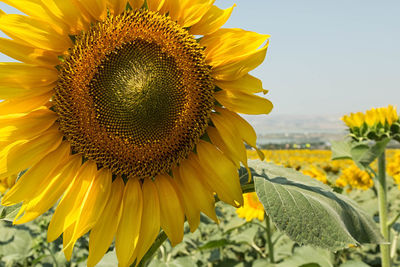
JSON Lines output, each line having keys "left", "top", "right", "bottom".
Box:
{"left": 342, "top": 105, "right": 400, "bottom": 142}
{"left": 0, "top": 0, "right": 272, "bottom": 266}
{"left": 335, "top": 164, "right": 373, "bottom": 192}
{"left": 236, "top": 192, "right": 265, "bottom": 222}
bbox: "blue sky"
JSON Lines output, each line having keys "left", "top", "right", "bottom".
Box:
{"left": 219, "top": 0, "right": 400, "bottom": 116}
{"left": 1, "top": 0, "right": 399, "bottom": 118}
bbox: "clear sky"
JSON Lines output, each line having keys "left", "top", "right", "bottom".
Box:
{"left": 1, "top": 0, "right": 399, "bottom": 118}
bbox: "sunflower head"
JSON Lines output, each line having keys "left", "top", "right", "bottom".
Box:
{"left": 0, "top": 0, "right": 272, "bottom": 266}
{"left": 342, "top": 105, "right": 400, "bottom": 142}
{"left": 54, "top": 10, "right": 214, "bottom": 178}
{"left": 335, "top": 164, "right": 373, "bottom": 192}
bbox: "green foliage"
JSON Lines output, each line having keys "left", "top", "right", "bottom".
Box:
{"left": 275, "top": 246, "right": 333, "bottom": 267}
{"left": 0, "top": 203, "right": 21, "bottom": 221}
{"left": 0, "top": 158, "right": 398, "bottom": 266}
{"left": 0, "top": 211, "right": 88, "bottom": 266}
{"left": 331, "top": 138, "right": 390, "bottom": 170}
{"left": 250, "top": 160, "right": 383, "bottom": 250}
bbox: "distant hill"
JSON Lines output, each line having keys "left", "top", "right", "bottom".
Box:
{"left": 241, "top": 114, "right": 347, "bottom": 146}
{"left": 243, "top": 113, "right": 346, "bottom": 134}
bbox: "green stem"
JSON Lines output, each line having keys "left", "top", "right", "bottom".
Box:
{"left": 265, "top": 213, "right": 275, "bottom": 263}
{"left": 45, "top": 246, "right": 59, "bottom": 267}
{"left": 136, "top": 231, "right": 168, "bottom": 267}
{"left": 241, "top": 183, "right": 255, "bottom": 194}
{"left": 387, "top": 212, "right": 400, "bottom": 229}
{"left": 377, "top": 152, "right": 391, "bottom": 267}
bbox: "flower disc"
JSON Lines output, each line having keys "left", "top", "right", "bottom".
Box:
{"left": 54, "top": 10, "right": 214, "bottom": 178}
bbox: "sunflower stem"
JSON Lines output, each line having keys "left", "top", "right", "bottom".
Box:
{"left": 265, "top": 213, "right": 275, "bottom": 263}
{"left": 377, "top": 151, "right": 391, "bottom": 267}
{"left": 136, "top": 231, "right": 168, "bottom": 267}
{"left": 45, "top": 246, "right": 59, "bottom": 267}
{"left": 241, "top": 183, "right": 255, "bottom": 194}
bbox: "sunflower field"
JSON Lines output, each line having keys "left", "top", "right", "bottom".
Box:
{"left": 0, "top": 147, "right": 400, "bottom": 266}
{"left": 0, "top": 0, "right": 399, "bottom": 266}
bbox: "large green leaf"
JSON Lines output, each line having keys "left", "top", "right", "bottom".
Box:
{"left": 250, "top": 160, "right": 383, "bottom": 251}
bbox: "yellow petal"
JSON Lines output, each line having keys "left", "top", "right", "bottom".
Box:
{"left": 107, "top": 0, "right": 128, "bottom": 15}
{"left": 1, "top": 0, "right": 70, "bottom": 34}
{"left": 201, "top": 29, "right": 270, "bottom": 67}
{"left": 2, "top": 141, "right": 70, "bottom": 206}
{"left": 147, "top": 0, "right": 165, "bottom": 12}
{"left": 0, "top": 84, "right": 53, "bottom": 101}
{"left": 154, "top": 174, "right": 184, "bottom": 246}
{"left": 174, "top": 156, "right": 218, "bottom": 232}
{"left": 128, "top": 0, "right": 144, "bottom": 10}
{"left": 195, "top": 140, "right": 243, "bottom": 207}
{"left": 172, "top": 168, "right": 199, "bottom": 232}
{"left": 133, "top": 179, "right": 160, "bottom": 265}
{"left": 0, "top": 63, "right": 58, "bottom": 88}
{"left": 0, "top": 13, "right": 72, "bottom": 52}
{"left": 215, "top": 90, "right": 273, "bottom": 115}
{"left": 214, "top": 74, "right": 268, "bottom": 94}
{"left": 190, "top": 4, "right": 235, "bottom": 36}
{"left": 2, "top": 0, "right": 90, "bottom": 34}
{"left": 40, "top": 0, "right": 91, "bottom": 34}
{"left": 0, "top": 90, "right": 53, "bottom": 115}
{"left": 0, "top": 37, "right": 60, "bottom": 67}
{"left": 0, "top": 127, "right": 63, "bottom": 179}
{"left": 0, "top": 107, "right": 57, "bottom": 144}
{"left": 14, "top": 155, "right": 82, "bottom": 224}
{"left": 211, "top": 44, "right": 269, "bottom": 81}
{"left": 215, "top": 107, "right": 257, "bottom": 148}
{"left": 168, "top": 0, "right": 214, "bottom": 28}
{"left": 64, "top": 168, "right": 112, "bottom": 252}
{"left": 47, "top": 160, "right": 98, "bottom": 242}
{"left": 76, "top": 0, "right": 107, "bottom": 21}
{"left": 200, "top": 29, "right": 269, "bottom": 81}
{"left": 207, "top": 126, "right": 240, "bottom": 168}
{"left": 87, "top": 177, "right": 124, "bottom": 267}
{"left": 115, "top": 178, "right": 143, "bottom": 267}
{"left": 62, "top": 223, "right": 76, "bottom": 261}
{"left": 211, "top": 113, "right": 247, "bottom": 166}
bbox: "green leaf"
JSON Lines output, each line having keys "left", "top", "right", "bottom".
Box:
{"left": 339, "top": 260, "right": 370, "bottom": 267}
{"left": 351, "top": 138, "right": 390, "bottom": 168}
{"left": 331, "top": 140, "right": 353, "bottom": 160}
{"left": 276, "top": 246, "right": 333, "bottom": 267}
{"left": 0, "top": 222, "right": 33, "bottom": 265}
{"left": 331, "top": 138, "right": 390, "bottom": 170}
{"left": 0, "top": 203, "right": 21, "bottom": 221}
{"left": 148, "top": 257, "right": 197, "bottom": 267}
{"left": 250, "top": 160, "right": 383, "bottom": 251}
{"left": 198, "top": 239, "right": 229, "bottom": 250}
{"left": 230, "top": 227, "right": 258, "bottom": 245}
{"left": 90, "top": 250, "right": 118, "bottom": 266}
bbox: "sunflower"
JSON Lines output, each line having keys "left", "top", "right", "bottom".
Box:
{"left": 301, "top": 166, "right": 328, "bottom": 184}
{"left": 335, "top": 164, "right": 373, "bottom": 192}
{"left": 236, "top": 192, "right": 265, "bottom": 222}
{"left": 0, "top": 0, "right": 272, "bottom": 266}
{"left": 342, "top": 105, "right": 400, "bottom": 142}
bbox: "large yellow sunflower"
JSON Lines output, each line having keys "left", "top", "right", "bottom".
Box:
{"left": 0, "top": 0, "right": 272, "bottom": 266}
